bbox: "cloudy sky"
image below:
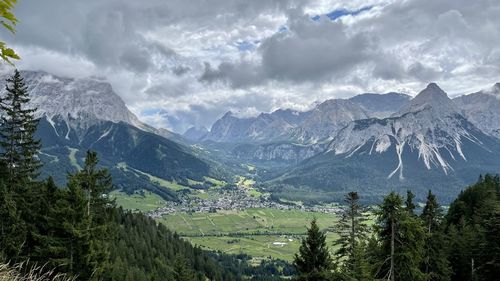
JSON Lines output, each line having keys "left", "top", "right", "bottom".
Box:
{"left": 2, "top": 0, "right": 500, "bottom": 133}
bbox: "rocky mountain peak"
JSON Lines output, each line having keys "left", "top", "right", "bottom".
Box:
{"left": 397, "top": 83, "right": 458, "bottom": 116}
{"left": 0, "top": 70, "right": 153, "bottom": 141}
{"left": 487, "top": 83, "right": 500, "bottom": 95}
{"left": 222, "top": 111, "right": 234, "bottom": 118}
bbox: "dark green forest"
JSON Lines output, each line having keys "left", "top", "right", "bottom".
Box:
{"left": 0, "top": 70, "right": 499, "bottom": 281}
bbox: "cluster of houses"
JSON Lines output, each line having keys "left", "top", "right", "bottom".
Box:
{"left": 147, "top": 186, "right": 341, "bottom": 218}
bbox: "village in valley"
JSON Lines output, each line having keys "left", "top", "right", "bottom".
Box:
{"left": 147, "top": 180, "right": 341, "bottom": 218}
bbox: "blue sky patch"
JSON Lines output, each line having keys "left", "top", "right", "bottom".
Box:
{"left": 312, "top": 5, "right": 373, "bottom": 22}
{"left": 141, "top": 108, "right": 163, "bottom": 116}
{"left": 278, "top": 25, "right": 288, "bottom": 33}
{"left": 235, "top": 40, "right": 255, "bottom": 52}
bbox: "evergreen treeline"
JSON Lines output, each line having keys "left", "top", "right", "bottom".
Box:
{"left": 293, "top": 178, "right": 500, "bottom": 281}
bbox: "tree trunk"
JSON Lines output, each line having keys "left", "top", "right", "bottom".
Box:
{"left": 390, "top": 217, "right": 395, "bottom": 281}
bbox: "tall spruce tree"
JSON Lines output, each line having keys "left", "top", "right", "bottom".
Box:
{"left": 420, "top": 190, "right": 450, "bottom": 281}
{"left": 0, "top": 69, "right": 41, "bottom": 185}
{"left": 334, "top": 191, "right": 369, "bottom": 279}
{"left": 0, "top": 70, "right": 40, "bottom": 262}
{"left": 294, "top": 218, "right": 333, "bottom": 281}
{"left": 66, "top": 151, "right": 114, "bottom": 279}
{"left": 374, "top": 192, "right": 426, "bottom": 281}
{"left": 61, "top": 173, "right": 92, "bottom": 278}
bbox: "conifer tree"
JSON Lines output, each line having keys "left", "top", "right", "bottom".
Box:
{"left": 375, "top": 192, "right": 426, "bottom": 281}
{"left": 420, "top": 190, "right": 450, "bottom": 281}
{"left": 0, "top": 69, "right": 41, "bottom": 185}
{"left": 479, "top": 205, "right": 500, "bottom": 280}
{"left": 0, "top": 178, "right": 26, "bottom": 259}
{"left": 59, "top": 173, "right": 91, "bottom": 277}
{"left": 173, "top": 255, "right": 196, "bottom": 281}
{"left": 0, "top": 70, "right": 40, "bottom": 262}
{"left": 66, "top": 151, "right": 114, "bottom": 279}
{"left": 334, "top": 191, "right": 369, "bottom": 279}
{"left": 294, "top": 218, "right": 333, "bottom": 281}
{"left": 405, "top": 190, "right": 416, "bottom": 215}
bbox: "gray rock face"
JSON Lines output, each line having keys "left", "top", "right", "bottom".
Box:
{"left": 0, "top": 70, "right": 150, "bottom": 140}
{"left": 206, "top": 111, "right": 256, "bottom": 142}
{"left": 327, "top": 83, "right": 484, "bottom": 178}
{"left": 205, "top": 97, "right": 392, "bottom": 144}
{"left": 454, "top": 83, "right": 500, "bottom": 138}
{"left": 293, "top": 99, "right": 370, "bottom": 143}
{"left": 276, "top": 83, "right": 500, "bottom": 200}
{"left": 349, "top": 92, "right": 411, "bottom": 118}
{"left": 183, "top": 126, "right": 209, "bottom": 141}
{"left": 204, "top": 92, "right": 411, "bottom": 162}
{"left": 233, "top": 142, "right": 325, "bottom": 163}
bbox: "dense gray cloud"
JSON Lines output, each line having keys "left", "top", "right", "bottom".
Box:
{"left": 2, "top": 0, "right": 500, "bottom": 133}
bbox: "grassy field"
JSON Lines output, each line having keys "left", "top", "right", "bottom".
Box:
{"left": 188, "top": 234, "right": 338, "bottom": 261}
{"left": 110, "top": 190, "right": 166, "bottom": 212}
{"left": 158, "top": 208, "right": 339, "bottom": 260}
{"left": 116, "top": 162, "right": 191, "bottom": 191}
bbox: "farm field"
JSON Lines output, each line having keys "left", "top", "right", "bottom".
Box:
{"left": 188, "top": 234, "right": 338, "bottom": 261}
{"left": 110, "top": 190, "right": 166, "bottom": 212}
{"left": 157, "top": 208, "right": 338, "bottom": 236}
{"left": 157, "top": 208, "right": 340, "bottom": 261}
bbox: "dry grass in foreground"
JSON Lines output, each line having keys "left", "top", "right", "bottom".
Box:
{"left": 0, "top": 262, "right": 75, "bottom": 281}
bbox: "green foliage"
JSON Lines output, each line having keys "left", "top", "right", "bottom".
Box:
{"left": 100, "top": 210, "right": 242, "bottom": 281}
{"left": 373, "top": 192, "right": 426, "bottom": 281}
{"left": 0, "top": 0, "right": 20, "bottom": 64}
{"left": 293, "top": 218, "right": 333, "bottom": 281}
{"left": 0, "top": 70, "right": 41, "bottom": 184}
{"left": 173, "top": 255, "right": 196, "bottom": 281}
{"left": 334, "top": 192, "right": 370, "bottom": 280}
{"left": 0, "top": 178, "right": 25, "bottom": 260}
{"left": 421, "top": 190, "right": 451, "bottom": 281}
{"left": 405, "top": 190, "right": 416, "bottom": 215}
{"left": 445, "top": 174, "right": 500, "bottom": 281}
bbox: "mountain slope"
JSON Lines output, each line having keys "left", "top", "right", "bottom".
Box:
{"left": 275, "top": 83, "right": 500, "bottom": 201}
{"left": 183, "top": 126, "right": 209, "bottom": 141}
{"left": 292, "top": 99, "right": 369, "bottom": 143}
{"left": 454, "top": 83, "right": 500, "bottom": 138}
{"left": 349, "top": 92, "right": 411, "bottom": 118}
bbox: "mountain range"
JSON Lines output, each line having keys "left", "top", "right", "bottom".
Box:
{"left": 190, "top": 82, "right": 500, "bottom": 201}
{"left": 198, "top": 92, "right": 411, "bottom": 144}
{"left": 276, "top": 84, "right": 500, "bottom": 201}
{"left": 2, "top": 69, "right": 499, "bottom": 202}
